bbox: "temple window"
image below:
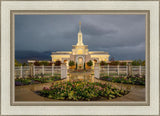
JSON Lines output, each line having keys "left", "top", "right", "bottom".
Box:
{"left": 77, "top": 49, "right": 83, "bottom": 54}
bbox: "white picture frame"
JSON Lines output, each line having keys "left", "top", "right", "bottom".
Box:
{"left": 1, "top": 0, "right": 159, "bottom": 115}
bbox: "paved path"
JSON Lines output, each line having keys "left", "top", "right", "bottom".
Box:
{"left": 15, "top": 72, "right": 145, "bottom": 101}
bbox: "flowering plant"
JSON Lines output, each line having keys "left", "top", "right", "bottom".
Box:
{"left": 15, "top": 76, "right": 61, "bottom": 86}
{"left": 39, "top": 80, "right": 129, "bottom": 101}
{"left": 100, "top": 75, "right": 145, "bottom": 85}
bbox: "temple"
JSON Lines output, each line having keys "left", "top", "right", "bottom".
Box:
{"left": 51, "top": 22, "right": 110, "bottom": 69}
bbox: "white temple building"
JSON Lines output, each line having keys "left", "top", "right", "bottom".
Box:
{"left": 51, "top": 22, "right": 110, "bottom": 69}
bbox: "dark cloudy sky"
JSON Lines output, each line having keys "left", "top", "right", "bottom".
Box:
{"left": 15, "top": 15, "right": 145, "bottom": 60}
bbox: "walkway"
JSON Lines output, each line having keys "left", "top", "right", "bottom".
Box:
{"left": 15, "top": 72, "right": 145, "bottom": 101}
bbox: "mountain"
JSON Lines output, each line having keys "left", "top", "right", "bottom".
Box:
{"left": 15, "top": 50, "right": 53, "bottom": 63}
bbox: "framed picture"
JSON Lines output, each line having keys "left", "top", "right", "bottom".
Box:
{"left": 1, "top": 0, "right": 159, "bottom": 115}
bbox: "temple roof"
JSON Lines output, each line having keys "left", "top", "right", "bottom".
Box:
{"left": 89, "top": 51, "right": 109, "bottom": 55}
{"left": 51, "top": 51, "right": 72, "bottom": 55}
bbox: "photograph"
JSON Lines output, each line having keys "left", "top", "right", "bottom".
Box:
{"left": 14, "top": 14, "right": 146, "bottom": 102}
{"left": 1, "top": 0, "right": 159, "bottom": 115}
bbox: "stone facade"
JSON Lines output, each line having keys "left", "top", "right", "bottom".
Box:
{"left": 51, "top": 22, "right": 110, "bottom": 69}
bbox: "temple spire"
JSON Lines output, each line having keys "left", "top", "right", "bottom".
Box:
{"left": 79, "top": 21, "right": 81, "bottom": 32}
{"left": 77, "top": 21, "right": 84, "bottom": 46}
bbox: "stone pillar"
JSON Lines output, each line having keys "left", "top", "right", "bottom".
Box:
{"left": 52, "top": 65, "right": 54, "bottom": 76}
{"left": 61, "top": 63, "right": 67, "bottom": 79}
{"left": 117, "top": 65, "right": 119, "bottom": 76}
{"left": 128, "top": 63, "right": 132, "bottom": 76}
{"left": 30, "top": 64, "right": 34, "bottom": 77}
{"left": 108, "top": 64, "right": 110, "bottom": 76}
{"left": 20, "top": 65, "right": 23, "bottom": 78}
{"left": 139, "top": 65, "right": 141, "bottom": 76}
{"left": 94, "top": 63, "right": 100, "bottom": 79}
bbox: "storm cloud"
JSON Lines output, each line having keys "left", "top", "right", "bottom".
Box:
{"left": 15, "top": 15, "right": 145, "bottom": 60}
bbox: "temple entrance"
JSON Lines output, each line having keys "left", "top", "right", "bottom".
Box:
{"left": 77, "top": 57, "right": 84, "bottom": 70}
{"left": 76, "top": 56, "right": 85, "bottom": 70}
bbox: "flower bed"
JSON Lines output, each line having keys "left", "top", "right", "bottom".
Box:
{"left": 15, "top": 76, "right": 61, "bottom": 86}
{"left": 100, "top": 75, "right": 145, "bottom": 85}
{"left": 15, "top": 78, "right": 32, "bottom": 86}
{"left": 38, "top": 81, "right": 129, "bottom": 101}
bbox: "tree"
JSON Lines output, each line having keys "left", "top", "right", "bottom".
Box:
{"left": 39, "top": 61, "right": 50, "bottom": 66}
{"left": 131, "top": 59, "right": 145, "bottom": 66}
{"left": 109, "top": 61, "right": 120, "bottom": 65}
{"left": 87, "top": 60, "right": 93, "bottom": 66}
{"left": 22, "top": 62, "right": 28, "bottom": 66}
{"left": 15, "top": 59, "right": 22, "bottom": 66}
{"left": 69, "top": 60, "right": 75, "bottom": 66}
{"left": 100, "top": 61, "right": 107, "bottom": 66}
{"left": 119, "top": 62, "right": 126, "bottom": 66}
{"left": 34, "top": 61, "right": 40, "bottom": 66}
{"left": 142, "top": 60, "right": 145, "bottom": 66}
{"left": 48, "top": 62, "right": 53, "bottom": 66}
{"left": 54, "top": 60, "right": 61, "bottom": 66}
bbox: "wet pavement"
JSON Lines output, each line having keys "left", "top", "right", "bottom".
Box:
{"left": 15, "top": 72, "right": 145, "bottom": 101}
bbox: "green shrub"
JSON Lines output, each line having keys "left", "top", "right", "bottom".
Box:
{"left": 15, "top": 78, "right": 31, "bottom": 86}
{"left": 100, "top": 75, "right": 145, "bottom": 85}
{"left": 69, "top": 60, "right": 75, "bottom": 66}
{"left": 15, "top": 76, "right": 61, "bottom": 86}
{"left": 15, "top": 59, "right": 22, "bottom": 66}
{"left": 87, "top": 60, "right": 93, "bottom": 66}
{"left": 109, "top": 61, "right": 120, "bottom": 65}
{"left": 100, "top": 61, "right": 107, "bottom": 66}
{"left": 119, "top": 62, "right": 127, "bottom": 65}
{"left": 54, "top": 61, "right": 61, "bottom": 66}
{"left": 39, "top": 61, "right": 51, "bottom": 66}
{"left": 34, "top": 61, "right": 40, "bottom": 66}
{"left": 132, "top": 59, "right": 145, "bottom": 66}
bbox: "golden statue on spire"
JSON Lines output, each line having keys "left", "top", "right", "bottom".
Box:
{"left": 79, "top": 21, "right": 81, "bottom": 32}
